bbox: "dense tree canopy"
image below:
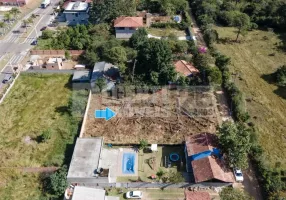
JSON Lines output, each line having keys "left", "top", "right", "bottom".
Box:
{"left": 220, "top": 187, "right": 253, "bottom": 200}
{"left": 275, "top": 65, "right": 286, "bottom": 87}
{"left": 136, "top": 38, "right": 176, "bottom": 85}
{"left": 218, "top": 122, "right": 252, "bottom": 169}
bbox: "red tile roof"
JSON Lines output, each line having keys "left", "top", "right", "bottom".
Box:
{"left": 114, "top": 17, "right": 144, "bottom": 28}
{"left": 185, "top": 133, "right": 234, "bottom": 183}
{"left": 174, "top": 60, "right": 199, "bottom": 77}
{"left": 185, "top": 190, "right": 211, "bottom": 200}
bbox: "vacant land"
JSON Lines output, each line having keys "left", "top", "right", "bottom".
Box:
{"left": 0, "top": 73, "right": 87, "bottom": 199}
{"left": 85, "top": 87, "right": 219, "bottom": 144}
{"left": 214, "top": 26, "right": 286, "bottom": 168}
{"left": 147, "top": 28, "right": 186, "bottom": 37}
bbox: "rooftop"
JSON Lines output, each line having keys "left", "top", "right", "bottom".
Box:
{"left": 72, "top": 70, "right": 90, "bottom": 82}
{"left": 47, "top": 57, "right": 62, "bottom": 64}
{"left": 72, "top": 187, "right": 105, "bottom": 200}
{"left": 174, "top": 60, "right": 199, "bottom": 77}
{"left": 64, "top": 1, "right": 89, "bottom": 12}
{"left": 184, "top": 190, "right": 211, "bottom": 200}
{"left": 67, "top": 138, "right": 103, "bottom": 178}
{"left": 185, "top": 133, "right": 234, "bottom": 183}
{"left": 92, "top": 61, "right": 119, "bottom": 81}
{"left": 114, "top": 17, "right": 144, "bottom": 28}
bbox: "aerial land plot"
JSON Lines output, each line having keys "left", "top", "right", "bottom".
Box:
{"left": 0, "top": 73, "right": 88, "bottom": 199}
{"left": 84, "top": 86, "right": 220, "bottom": 144}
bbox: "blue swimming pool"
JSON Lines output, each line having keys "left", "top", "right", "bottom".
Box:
{"left": 122, "top": 153, "right": 135, "bottom": 174}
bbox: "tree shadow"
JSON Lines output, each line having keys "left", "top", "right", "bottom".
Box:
{"left": 261, "top": 73, "right": 286, "bottom": 100}
{"left": 55, "top": 106, "right": 71, "bottom": 116}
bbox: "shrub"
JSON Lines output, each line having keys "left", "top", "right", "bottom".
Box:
{"left": 139, "top": 139, "right": 148, "bottom": 150}
{"left": 275, "top": 65, "right": 286, "bottom": 86}
{"left": 45, "top": 166, "right": 68, "bottom": 197}
{"left": 40, "top": 129, "right": 51, "bottom": 143}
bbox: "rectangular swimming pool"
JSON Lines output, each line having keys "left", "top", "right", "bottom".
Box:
{"left": 122, "top": 152, "right": 135, "bottom": 174}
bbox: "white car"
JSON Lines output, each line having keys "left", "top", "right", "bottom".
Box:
{"left": 233, "top": 168, "right": 244, "bottom": 182}
{"left": 126, "top": 191, "right": 143, "bottom": 199}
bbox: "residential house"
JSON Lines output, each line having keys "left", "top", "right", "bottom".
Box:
{"left": 185, "top": 133, "right": 234, "bottom": 183}
{"left": 174, "top": 60, "right": 199, "bottom": 78}
{"left": 184, "top": 190, "right": 211, "bottom": 200}
{"left": 72, "top": 70, "right": 90, "bottom": 82}
{"left": 45, "top": 57, "right": 63, "bottom": 70}
{"left": 0, "top": 0, "right": 28, "bottom": 6}
{"left": 63, "top": 1, "right": 89, "bottom": 25}
{"left": 66, "top": 186, "right": 119, "bottom": 200}
{"left": 114, "top": 17, "right": 144, "bottom": 39}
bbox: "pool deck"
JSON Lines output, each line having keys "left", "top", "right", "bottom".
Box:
{"left": 117, "top": 148, "right": 138, "bottom": 177}
{"left": 99, "top": 147, "right": 138, "bottom": 182}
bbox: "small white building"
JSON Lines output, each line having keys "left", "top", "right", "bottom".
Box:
{"left": 63, "top": 1, "right": 89, "bottom": 25}
{"left": 114, "top": 17, "right": 144, "bottom": 39}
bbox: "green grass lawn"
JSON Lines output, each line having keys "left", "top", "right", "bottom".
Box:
{"left": 214, "top": 26, "right": 286, "bottom": 168}
{"left": 0, "top": 73, "right": 88, "bottom": 199}
{"left": 147, "top": 28, "right": 186, "bottom": 37}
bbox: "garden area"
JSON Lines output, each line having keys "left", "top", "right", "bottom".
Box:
{"left": 0, "top": 73, "right": 88, "bottom": 199}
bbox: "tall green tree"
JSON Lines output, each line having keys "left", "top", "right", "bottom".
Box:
{"left": 275, "top": 65, "right": 286, "bottom": 86}
{"left": 9, "top": 7, "right": 21, "bottom": 20}
{"left": 233, "top": 12, "right": 250, "bottom": 42}
{"left": 47, "top": 166, "right": 68, "bottom": 197}
{"left": 218, "top": 122, "right": 252, "bottom": 169}
{"left": 220, "top": 187, "right": 253, "bottom": 200}
{"left": 136, "top": 38, "right": 176, "bottom": 85}
{"left": 105, "top": 46, "right": 128, "bottom": 73}
{"left": 129, "top": 28, "right": 148, "bottom": 49}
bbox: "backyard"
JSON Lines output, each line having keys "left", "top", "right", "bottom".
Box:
{"left": 0, "top": 73, "right": 88, "bottom": 199}
{"left": 214, "top": 26, "right": 286, "bottom": 168}
{"left": 117, "top": 146, "right": 186, "bottom": 183}
{"left": 147, "top": 27, "right": 186, "bottom": 37}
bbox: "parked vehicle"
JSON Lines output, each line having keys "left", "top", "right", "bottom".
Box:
{"left": 40, "top": 26, "right": 47, "bottom": 31}
{"left": 233, "top": 168, "right": 244, "bottom": 182}
{"left": 2, "top": 74, "right": 13, "bottom": 84}
{"left": 31, "top": 40, "right": 38, "bottom": 45}
{"left": 126, "top": 191, "right": 143, "bottom": 199}
{"left": 41, "top": 0, "right": 51, "bottom": 8}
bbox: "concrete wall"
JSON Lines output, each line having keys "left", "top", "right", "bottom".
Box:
{"left": 67, "top": 177, "right": 109, "bottom": 185}
{"left": 0, "top": 0, "right": 26, "bottom": 6}
{"left": 115, "top": 28, "right": 137, "bottom": 39}
{"left": 65, "top": 12, "right": 89, "bottom": 24}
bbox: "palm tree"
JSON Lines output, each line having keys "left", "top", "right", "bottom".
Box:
{"left": 22, "top": 19, "right": 29, "bottom": 32}
{"left": 0, "top": 22, "right": 6, "bottom": 34}
{"left": 9, "top": 7, "right": 21, "bottom": 20}
{"left": 4, "top": 12, "right": 12, "bottom": 23}
{"left": 31, "top": 14, "right": 36, "bottom": 19}
{"left": 27, "top": 17, "right": 34, "bottom": 25}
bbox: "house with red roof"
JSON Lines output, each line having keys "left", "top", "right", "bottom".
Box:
{"left": 174, "top": 60, "right": 199, "bottom": 78}
{"left": 114, "top": 16, "right": 144, "bottom": 39}
{"left": 185, "top": 133, "right": 234, "bottom": 183}
{"left": 0, "top": 0, "right": 27, "bottom": 6}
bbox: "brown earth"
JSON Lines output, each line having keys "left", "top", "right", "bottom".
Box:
{"left": 84, "top": 88, "right": 219, "bottom": 144}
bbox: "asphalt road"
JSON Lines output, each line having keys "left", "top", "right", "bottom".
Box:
{"left": 0, "top": 0, "right": 60, "bottom": 89}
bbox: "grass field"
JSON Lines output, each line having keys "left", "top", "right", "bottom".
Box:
{"left": 0, "top": 73, "right": 88, "bottom": 199}
{"left": 147, "top": 28, "right": 186, "bottom": 37}
{"left": 214, "top": 26, "right": 286, "bottom": 168}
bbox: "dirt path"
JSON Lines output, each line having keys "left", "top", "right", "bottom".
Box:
{"left": 0, "top": 167, "right": 59, "bottom": 173}
{"left": 189, "top": 9, "right": 206, "bottom": 47}
{"left": 233, "top": 160, "right": 263, "bottom": 200}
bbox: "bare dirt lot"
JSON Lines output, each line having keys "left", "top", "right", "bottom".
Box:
{"left": 84, "top": 87, "right": 219, "bottom": 144}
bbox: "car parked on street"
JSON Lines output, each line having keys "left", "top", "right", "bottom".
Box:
{"left": 31, "top": 40, "right": 38, "bottom": 45}
{"left": 40, "top": 26, "right": 47, "bottom": 31}
{"left": 233, "top": 168, "right": 244, "bottom": 182}
{"left": 126, "top": 191, "right": 143, "bottom": 199}
{"left": 2, "top": 74, "right": 13, "bottom": 84}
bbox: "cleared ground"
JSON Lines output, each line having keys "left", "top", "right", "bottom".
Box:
{"left": 0, "top": 73, "right": 87, "bottom": 199}
{"left": 147, "top": 28, "right": 186, "bottom": 37}
{"left": 214, "top": 26, "right": 286, "bottom": 168}
{"left": 84, "top": 87, "right": 219, "bottom": 144}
